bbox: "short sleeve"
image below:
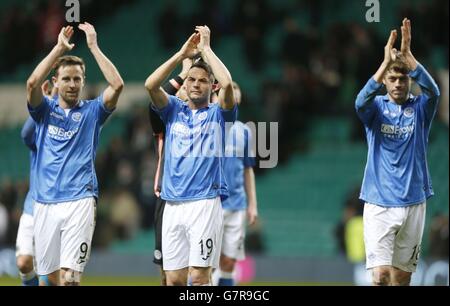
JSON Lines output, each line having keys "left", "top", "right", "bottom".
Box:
{"left": 27, "top": 95, "right": 51, "bottom": 123}
{"left": 95, "top": 94, "right": 114, "bottom": 126}
{"left": 151, "top": 95, "right": 180, "bottom": 124}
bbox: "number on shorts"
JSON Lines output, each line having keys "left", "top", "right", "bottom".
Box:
{"left": 199, "top": 239, "right": 213, "bottom": 260}
{"left": 410, "top": 245, "right": 420, "bottom": 266}
{"left": 78, "top": 242, "right": 88, "bottom": 264}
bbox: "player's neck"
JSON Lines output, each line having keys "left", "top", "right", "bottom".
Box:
{"left": 59, "top": 97, "right": 78, "bottom": 109}
{"left": 188, "top": 100, "right": 208, "bottom": 110}
{"left": 388, "top": 94, "right": 408, "bottom": 105}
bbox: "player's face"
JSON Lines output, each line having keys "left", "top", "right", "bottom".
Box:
{"left": 186, "top": 67, "right": 212, "bottom": 105}
{"left": 53, "top": 65, "right": 85, "bottom": 106}
{"left": 383, "top": 71, "right": 411, "bottom": 104}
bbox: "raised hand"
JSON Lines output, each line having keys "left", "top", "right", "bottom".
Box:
{"left": 78, "top": 22, "right": 98, "bottom": 49}
{"left": 195, "top": 25, "right": 211, "bottom": 52}
{"left": 384, "top": 29, "right": 398, "bottom": 65}
{"left": 179, "top": 33, "right": 200, "bottom": 59}
{"left": 57, "top": 26, "right": 75, "bottom": 51}
{"left": 400, "top": 18, "right": 417, "bottom": 70}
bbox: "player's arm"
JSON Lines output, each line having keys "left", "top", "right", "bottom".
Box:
{"left": 145, "top": 34, "right": 200, "bottom": 109}
{"left": 244, "top": 167, "right": 258, "bottom": 226}
{"left": 79, "top": 22, "right": 124, "bottom": 111}
{"left": 27, "top": 26, "right": 74, "bottom": 108}
{"left": 373, "top": 30, "right": 398, "bottom": 84}
{"left": 162, "top": 58, "right": 192, "bottom": 95}
{"left": 21, "top": 117, "right": 36, "bottom": 151}
{"left": 148, "top": 60, "right": 191, "bottom": 133}
{"left": 356, "top": 30, "right": 397, "bottom": 121}
{"left": 401, "top": 18, "right": 440, "bottom": 101}
{"left": 196, "top": 26, "right": 235, "bottom": 110}
{"left": 244, "top": 127, "right": 258, "bottom": 225}
{"left": 147, "top": 60, "right": 194, "bottom": 196}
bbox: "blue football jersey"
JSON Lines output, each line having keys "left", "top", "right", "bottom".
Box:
{"left": 153, "top": 95, "right": 237, "bottom": 202}
{"left": 355, "top": 64, "right": 440, "bottom": 206}
{"left": 28, "top": 94, "right": 114, "bottom": 203}
{"left": 222, "top": 121, "right": 256, "bottom": 211}
{"left": 20, "top": 116, "right": 37, "bottom": 215}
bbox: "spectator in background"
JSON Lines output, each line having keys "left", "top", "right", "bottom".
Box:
{"left": 37, "top": 0, "right": 64, "bottom": 52}
{"left": 110, "top": 187, "right": 141, "bottom": 241}
{"left": 428, "top": 213, "right": 449, "bottom": 260}
{"left": 158, "top": 1, "right": 181, "bottom": 50}
{"left": 437, "top": 70, "right": 449, "bottom": 126}
{"left": 233, "top": 0, "right": 270, "bottom": 71}
{"left": 335, "top": 185, "right": 364, "bottom": 263}
{"left": 0, "top": 202, "right": 8, "bottom": 248}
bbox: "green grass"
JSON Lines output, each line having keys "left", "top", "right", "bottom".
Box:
{"left": 0, "top": 276, "right": 349, "bottom": 286}
{"left": 0, "top": 276, "right": 161, "bottom": 286}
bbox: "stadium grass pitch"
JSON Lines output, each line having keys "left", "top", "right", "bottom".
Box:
{"left": 0, "top": 276, "right": 349, "bottom": 286}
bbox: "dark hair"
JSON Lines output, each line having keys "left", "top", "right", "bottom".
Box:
{"left": 387, "top": 59, "right": 410, "bottom": 75}
{"left": 53, "top": 55, "right": 85, "bottom": 76}
{"left": 190, "top": 59, "right": 213, "bottom": 80}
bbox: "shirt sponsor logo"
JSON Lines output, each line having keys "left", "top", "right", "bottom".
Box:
{"left": 172, "top": 122, "right": 190, "bottom": 137}
{"left": 48, "top": 124, "right": 79, "bottom": 140}
{"left": 403, "top": 107, "right": 414, "bottom": 118}
{"left": 381, "top": 123, "right": 414, "bottom": 138}
{"left": 72, "top": 112, "right": 82, "bottom": 122}
{"left": 170, "top": 121, "right": 223, "bottom": 157}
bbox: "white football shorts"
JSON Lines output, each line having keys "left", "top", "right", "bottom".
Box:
{"left": 364, "top": 202, "right": 426, "bottom": 273}
{"left": 33, "top": 197, "right": 96, "bottom": 275}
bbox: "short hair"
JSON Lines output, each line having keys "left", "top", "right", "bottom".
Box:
{"left": 190, "top": 59, "right": 214, "bottom": 81}
{"left": 53, "top": 55, "right": 85, "bottom": 76}
{"left": 387, "top": 58, "right": 410, "bottom": 75}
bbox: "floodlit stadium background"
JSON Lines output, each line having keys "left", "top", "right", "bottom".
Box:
{"left": 0, "top": 0, "right": 448, "bottom": 285}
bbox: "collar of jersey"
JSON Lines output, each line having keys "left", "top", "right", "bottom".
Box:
{"left": 54, "top": 96, "right": 83, "bottom": 110}
{"left": 382, "top": 94, "right": 414, "bottom": 104}
{"left": 182, "top": 101, "right": 211, "bottom": 112}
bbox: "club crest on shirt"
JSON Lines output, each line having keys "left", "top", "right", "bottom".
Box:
{"left": 197, "top": 112, "right": 208, "bottom": 122}
{"left": 403, "top": 107, "right": 414, "bottom": 118}
{"left": 72, "top": 112, "right": 82, "bottom": 122}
